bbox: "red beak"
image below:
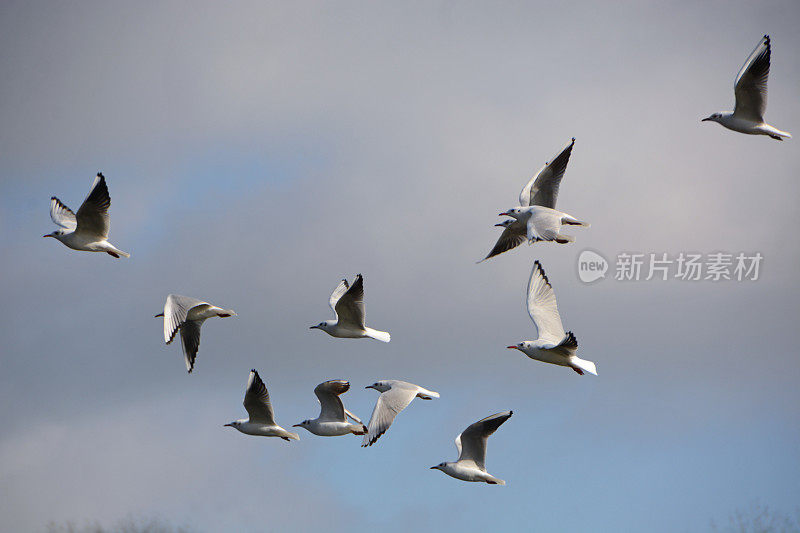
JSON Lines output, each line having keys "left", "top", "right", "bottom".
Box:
{"left": 506, "top": 345, "right": 517, "bottom": 349}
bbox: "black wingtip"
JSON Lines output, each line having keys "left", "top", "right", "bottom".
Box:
{"left": 509, "top": 410, "right": 513, "bottom": 416}
{"left": 571, "top": 137, "right": 576, "bottom": 142}
{"left": 251, "top": 368, "right": 256, "bottom": 373}
{"left": 97, "top": 172, "right": 104, "bottom": 178}
{"left": 50, "top": 196, "right": 56, "bottom": 200}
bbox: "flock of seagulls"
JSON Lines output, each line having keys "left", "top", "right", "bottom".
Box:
{"left": 43, "top": 35, "right": 790, "bottom": 485}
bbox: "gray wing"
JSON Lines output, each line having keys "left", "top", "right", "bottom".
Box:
{"left": 526, "top": 261, "right": 566, "bottom": 345}
{"left": 49, "top": 197, "right": 77, "bottom": 230}
{"left": 480, "top": 223, "right": 527, "bottom": 262}
{"left": 334, "top": 274, "right": 365, "bottom": 329}
{"left": 456, "top": 411, "right": 513, "bottom": 470}
{"left": 243, "top": 369, "right": 276, "bottom": 424}
{"left": 518, "top": 139, "right": 575, "bottom": 209}
{"left": 162, "top": 294, "right": 208, "bottom": 344}
{"left": 75, "top": 173, "right": 111, "bottom": 238}
{"left": 362, "top": 386, "right": 417, "bottom": 447}
{"left": 314, "top": 380, "right": 349, "bottom": 422}
{"left": 179, "top": 321, "right": 202, "bottom": 373}
{"left": 734, "top": 35, "right": 770, "bottom": 122}
{"left": 328, "top": 279, "right": 349, "bottom": 316}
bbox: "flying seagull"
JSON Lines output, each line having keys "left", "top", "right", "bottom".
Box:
{"left": 44, "top": 172, "right": 130, "bottom": 258}
{"left": 224, "top": 369, "right": 299, "bottom": 441}
{"left": 507, "top": 261, "right": 597, "bottom": 376}
{"left": 481, "top": 138, "right": 586, "bottom": 261}
{"left": 430, "top": 411, "right": 512, "bottom": 485}
{"left": 362, "top": 380, "right": 439, "bottom": 447}
{"left": 702, "top": 35, "right": 791, "bottom": 140}
{"left": 293, "top": 380, "right": 367, "bottom": 437}
{"left": 155, "top": 294, "right": 236, "bottom": 373}
{"left": 310, "top": 274, "right": 391, "bottom": 342}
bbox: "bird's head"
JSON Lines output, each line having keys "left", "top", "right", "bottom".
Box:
{"left": 495, "top": 219, "right": 514, "bottom": 228}
{"left": 499, "top": 207, "right": 523, "bottom": 219}
{"left": 506, "top": 342, "right": 528, "bottom": 352}
{"left": 365, "top": 380, "right": 390, "bottom": 393}
{"left": 309, "top": 321, "right": 332, "bottom": 331}
{"left": 43, "top": 230, "right": 65, "bottom": 239}
{"left": 224, "top": 421, "right": 239, "bottom": 428}
{"left": 292, "top": 420, "right": 311, "bottom": 428}
{"left": 430, "top": 462, "right": 447, "bottom": 471}
{"left": 701, "top": 113, "right": 722, "bottom": 123}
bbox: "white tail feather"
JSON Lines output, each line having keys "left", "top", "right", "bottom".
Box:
{"left": 365, "top": 328, "right": 391, "bottom": 343}
{"left": 571, "top": 357, "right": 597, "bottom": 376}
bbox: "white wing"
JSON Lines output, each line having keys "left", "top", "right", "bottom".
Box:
{"left": 49, "top": 197, "right": 77, "bottom": 230}
{"left": 526, "top": 261, "right": 566, "bottom": 344}
{"left": 518, "top": 138, "right": 575, "bottom": 209}
{"left": 362, "top": 385, "right": 417, "bottom": 447}
{"left": 314, "top": 380, "right": 349, "bottom": 422}
{"left": 161, "top": 294, "right": 208, "bottom": 344}
{"left": 328, "top": 279, "right": 349, "bottom": 316}
{"left": 456, "top": 411, "right": 513, "bottom": 471}
{"left": 75, "top": 173, "right": 111, "bottom": 238}
{"left": 243, "top": 369, "right": 276, "bottom": 424}
{"left": 334, "top": 274, "right": 366, "bottom": 329}
{"left": 733, "top": 35, "right": 770, "bottom": 122}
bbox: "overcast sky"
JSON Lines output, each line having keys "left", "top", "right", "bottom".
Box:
{"left": 1, "top": 1, "right": 799, "bottom": 531}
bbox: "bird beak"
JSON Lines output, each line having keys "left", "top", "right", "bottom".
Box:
{"left": 498, "top": 212, "right": 509, "bottom": 216}
{"left": 494, "top": 222, "right": 505, "bottom": 227}
{"left": 223, "top": 423, "right": 233, "bottom": 427}
{"left": 309, "top": 325, "right": 319, "bottom": 329}
{"left": 292, "top": 423, "right": 302, "bottom": 427}
{"left": 154, "top": 313, "right": 164, "bottom": 318}
{"left": 506, "top": 345, "right": 518, "bottom": 350}
{"left": 365, "top": 385, "right": 375, "bottom": 390}
{"left": 701, "top": 117, "right": 712, "bottom": 122}
{"left": 429, "top": 465, "right": 439, "bottom": 470}
{"left": 42, "top": 234, "right": 52, "bottom": 238}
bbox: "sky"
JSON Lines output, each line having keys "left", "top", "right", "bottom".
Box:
{"left": 1, "top": 1, "right": 799, "bottom": 531}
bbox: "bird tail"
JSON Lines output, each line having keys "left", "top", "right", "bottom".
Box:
{"left": 365, "top": 328, "right": 391, "bottom": 343}
{"left": 570, "top": 357, "right": 597, "bottom": 376}
{"left": 106, "top": 245, "right": 130, "bottom": 258}
{"left": 283, "top": 431, "right": 300, "bottom": 441}
{"left": 486, "top": 476, "right": 506, "bottom": 485}
{"left": 417, "top": 388, "right": 440, "bottom": 400}
{"left": 561, "top": 215, "right": 590, "bottom": 227}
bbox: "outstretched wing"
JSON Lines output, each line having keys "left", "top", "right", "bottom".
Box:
{"left": 49, "top": 197, "right": 77, "bottom": 230}
{"left": 362, "top": 386, "right": 417, "bottom": 447}
{"left": 314, "top": 380, "right": 349, "bottom": 422}
{"left": 518, "top": 139, "right": 575, "bottom": 209}
{"left": 456, "top": 411, "right": 512, "bottom": 471}
{"left": 179, "top": 321, "right": 202, "bottom": 373}
{"left": 334, "top": 274, "right": 366, "bottom": 329}
{"left": 526, "top": 261, "right": 566, "bottom": 344}
{"left": 328, "top": 279, "right": 349, "bottom": 317}
{"left": 243, "top": 369, "right": 276, "bottom": 424}
{"left": 75, "top": 173, "right": 111, "bottom": 238}
{"left": 734, "top": 35, "right": 770, "bottom": 122}
{"left": 480, "top": 223, "right": 527, "bottom": 262}
{"left": 161, "top": 294, "right": 208, "bottom": 344}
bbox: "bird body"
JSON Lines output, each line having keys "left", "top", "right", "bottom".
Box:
{"left": 155, "top": 294, "right": 236, "bottom": 373}
{"left": 507, "top": 261, "right": 597, "bottom": 376}
{"left": 703, "top": 35, "right": 791, "bottom": 140}
{"left": 294, "top": 380, "right": 367, "bottom": 437}
{"left": 362, "top": 380, "right": 439, "bottom": 447}
{"left": 431, "top": 411, "right": 512, "bottom": 485}
{"left": 311, "top": 274, "right": 391, "bottom": 342}
{"left": 225, "top": 370, "right": 299, "bottom": 441}
{"left": 502, "top": 205, "right": 589, "bottom": 244}
{"left": 45, "top": 173, "right": 130, "bottom": 258}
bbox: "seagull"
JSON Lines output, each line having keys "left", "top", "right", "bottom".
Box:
{"left": 293, "top": 380, "right": 368, "bottom": 437}
{"left": 44, "top": 172, "right": 130, "bottom": 258}
{"left": 430, "top": 411, "right": 512, "bottom": 485}
{"left": 480, "top": 138, "right": 581, "bottom": 261}
{"left": 500, "top": 205, "right": 589, "bottom": 245}
{"left": 507, "top": 261, "right": 597, "bottom": 376}
{"left": 155, "top": 294, "right": 236, "bottom": 373}
{"left": 310, "top": 274, "right": 391, "bottom": 342}
{"left": 362, "top": 380, "right": 439, "bottom": 447}
{"left": 702, "top": 35, "right": 791, "bottom": 140}
{"left": 224, "top": 369, "right": 299, "bottom": 441}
